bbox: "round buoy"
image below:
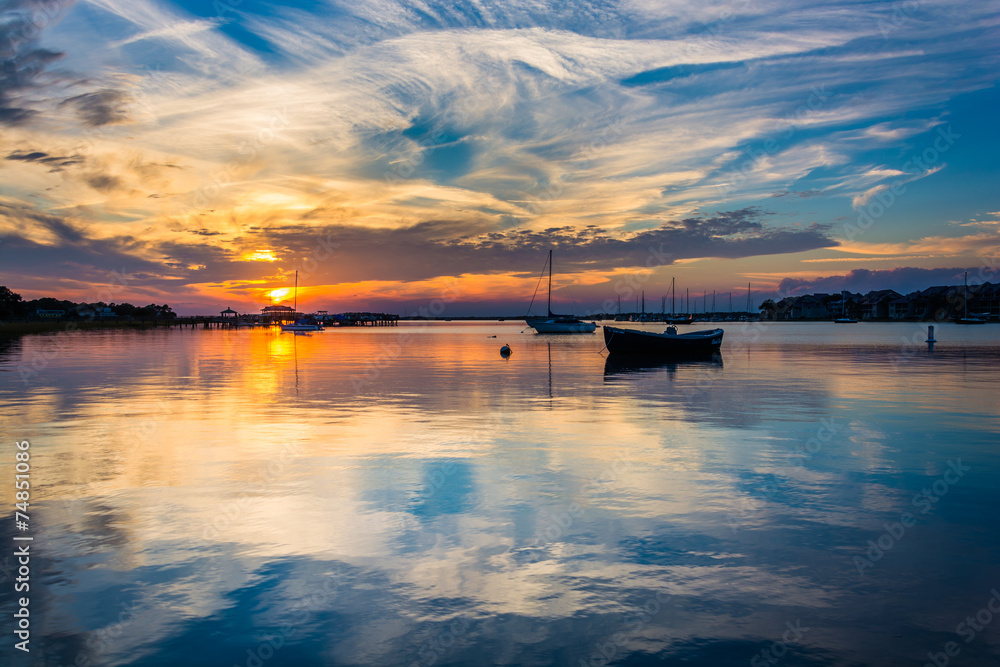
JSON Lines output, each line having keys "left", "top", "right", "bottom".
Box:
{"left": 500, "top": 344, "right": 511, "bottom": 357}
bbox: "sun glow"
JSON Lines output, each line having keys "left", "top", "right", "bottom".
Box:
{"left": 268, "top": 288, "right": 291, "bottom": 303}
{"left": 244, "top": 250, "right": 278, "bottom": 262}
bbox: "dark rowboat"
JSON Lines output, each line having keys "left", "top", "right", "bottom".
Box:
{"left": 603, "top": 325, "right": 723, "bottom": 356}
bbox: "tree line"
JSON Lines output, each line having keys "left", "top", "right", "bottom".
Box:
{"left": 0, "top": 286, "right": 175, "bottom": 321}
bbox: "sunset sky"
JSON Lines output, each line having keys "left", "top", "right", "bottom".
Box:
{"left": 1, "top": 0, "right": 998, "bottom": 315}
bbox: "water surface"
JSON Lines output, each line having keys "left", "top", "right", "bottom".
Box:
{"left": 2, "top": 322, "right": 999, "bottom": 666}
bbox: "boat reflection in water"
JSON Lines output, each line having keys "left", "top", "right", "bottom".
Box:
{"left": 603, "top": 350, "right": 723, "bottom": 377}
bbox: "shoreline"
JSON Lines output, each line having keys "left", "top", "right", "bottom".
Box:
{"left": 2, "top": 318, "right": 992, "bottom": 338}
{"left": 0, "top": 320, "right": 179, "bottom": 336}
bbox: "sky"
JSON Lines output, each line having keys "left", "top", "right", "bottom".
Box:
{"left": 0, "top": 0, "right": 998, "bottom": 316}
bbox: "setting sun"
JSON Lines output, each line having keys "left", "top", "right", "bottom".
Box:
{"left": 267, "top": 288, "right": 291, "bottom": 303}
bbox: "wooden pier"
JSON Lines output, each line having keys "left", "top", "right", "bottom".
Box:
{"left": 1, "top": 311, "right": 400, "bottom": 333}
{"left": 176, "top": 312, "right": 399, "bottom": 329}
{"left": 335, "top": 312, "right": 398, "bottom": 326}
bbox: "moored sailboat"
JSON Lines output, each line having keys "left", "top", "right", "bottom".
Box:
{"left": 834, "top": 290, "right": 857, "bottom": 323}
{"left": 955, "top": 271, "right": 986, "bottom": 324}
{"left": 280, "top": 270, "right": 324, "bottom": 332}
{"left": 524, "top": 250, "right": 597, "bottom": 334}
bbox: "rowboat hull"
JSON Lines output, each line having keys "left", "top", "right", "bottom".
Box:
{"left": 603, "top": 326, "right": 723, "bottom": 356}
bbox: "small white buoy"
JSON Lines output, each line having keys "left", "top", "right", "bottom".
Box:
{"left": 500, "top": 344, "right": 511, "bottom": 357}
{"left": 926, "top": 325, "right": 936, "bottom": 343}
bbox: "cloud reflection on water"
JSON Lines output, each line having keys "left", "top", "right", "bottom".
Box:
{"left": 1, "top": 323, "right": 999, "bottom": 665}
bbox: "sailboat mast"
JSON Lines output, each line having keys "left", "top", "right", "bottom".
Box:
{"left": 671, "top": 277, "right": 676, "bottom": 316}
{"left": 293, "top": 270, "right": 298, "bottom": 313}
{"left": 547, "top": 249, "right": 553, "bottom": 316}
{"left": 964, "top": 271, "right": 969, "bottom": 318}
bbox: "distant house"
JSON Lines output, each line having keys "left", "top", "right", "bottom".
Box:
{"left": 905, "top": 285, "right": 951, "bottom": 320}
{"left": 97, "top": 307, "right": 117, "bottom": 318}
{"left": 859, "top": 289, "right": 901, "bottom": 320}
{"left": 787, "top": 295, "right": 831, "bottom": 320}
{"left": 888, "top": 295, "right": 914, "bottom": 320}
{"left": 36, "top": 309, "right": 65, "bottom": 319}
{"left": 967, "top": 281, "right": 999, "bottom": 319}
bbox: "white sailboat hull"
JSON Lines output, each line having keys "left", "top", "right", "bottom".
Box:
{"left": 526, "top": 318, "right": 596, "bottom": 333}
{"left": 280, "top": 323, "right": 323, "bottom": 331}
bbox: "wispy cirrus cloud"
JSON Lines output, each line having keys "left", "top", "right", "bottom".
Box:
{"left": 0, "top": 0, "right": 76, "bottom": 126}
{"left": 835, "top": 232, "right": 1000, "bottom": 257}
{"left": 1, "top": 0, "right": 998, "bottom": 311}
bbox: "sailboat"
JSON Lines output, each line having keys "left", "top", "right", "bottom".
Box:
{"left": 524, "top": 250, "right": 597, "bottom": 333}
{"left": 666, "top": 277, "right": 692, "bottom": 324}
{"left": 834, "top": 290, "right": 857, "bottom": 323}
{"left": 955, "top": 272, "right": 986, "bottom": 324}
{"left": 280, "top": 270, "right": 324, "bottom": 332}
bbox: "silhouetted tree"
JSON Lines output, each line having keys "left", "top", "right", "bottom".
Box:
{"left": 758, "top": 299, "right": 776, "bottom": 320}
{"left": 113, "top": 303, "right": 141, "bottom": 318}
{"left": 0, "top": 286, "right": 25, "bottom": 319}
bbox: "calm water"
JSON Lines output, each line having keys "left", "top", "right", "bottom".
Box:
{"left": 2, "top": 322, "right": 1000, "bottom": 667}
